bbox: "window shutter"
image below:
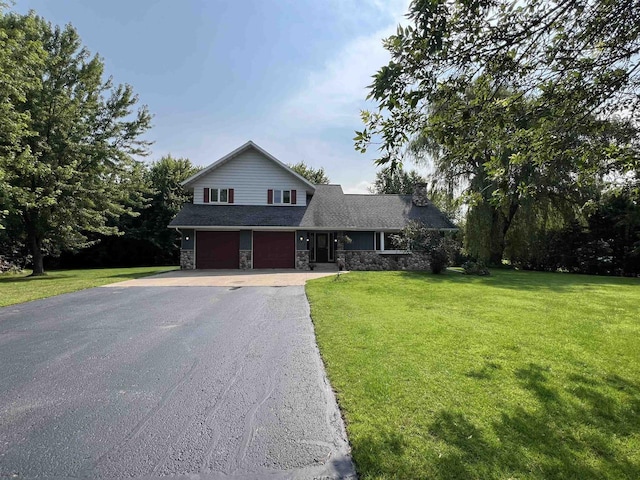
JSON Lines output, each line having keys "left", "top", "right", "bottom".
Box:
{"left": 267, "top": 189, "right": 273, "bottom": 204}
{"left": 228, "top": 188, "right": 234, "bottom": 204}
{"left": 291, "top": 189, "right": 297, "bottom": 205}
{"left": 203, "top": 187, "right": 210, "bottom": 203}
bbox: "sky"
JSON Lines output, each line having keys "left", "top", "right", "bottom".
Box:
{"left": 13, "top": 0, "right": 412, "bottom": 193}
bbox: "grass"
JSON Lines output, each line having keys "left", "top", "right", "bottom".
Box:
{"left": 306, "top": 269, "right": 640, "bottom": 479}
{"left": 0, "top": 266, "right": 178, "bottom": 307}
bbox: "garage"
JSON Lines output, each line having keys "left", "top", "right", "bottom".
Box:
{"left": 196, "top": 231, "right": 239, "bottom": 269}
{"left": 253, "top": 231, "right": 295, "bottom": 269}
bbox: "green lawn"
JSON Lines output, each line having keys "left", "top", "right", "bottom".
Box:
{"left": 0, "top": 266, "right": 178, "bottom": 307}
{"left": 306, "top": 270, "right": 640, "bottom": 479}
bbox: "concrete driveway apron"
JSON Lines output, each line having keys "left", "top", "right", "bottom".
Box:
{"left": 0, "top": 281, "right": 355, "bottom": 479}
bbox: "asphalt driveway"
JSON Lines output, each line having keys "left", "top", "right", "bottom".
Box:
{"left": 0, "top": 284, "right": 355, "bottom": 479}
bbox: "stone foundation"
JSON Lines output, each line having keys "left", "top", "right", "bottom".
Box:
{"left": 239, "top": 250, "right": 252, "bottom": 270}
{"left": 340, "top": 250, "right": 430, "bottom": 271}
{"left": 296, "top": 250, "right": 310, "bottom": 270}
{"left": 180, "top": 249, "right": 195, "bottom": 270}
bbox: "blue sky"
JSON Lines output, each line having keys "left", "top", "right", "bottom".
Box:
{"left": 13, "top": 0, "right": 411, "bottom": 192}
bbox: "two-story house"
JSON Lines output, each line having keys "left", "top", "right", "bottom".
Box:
{"left": 169, "top": 141, "right": 456, "bottom": 270}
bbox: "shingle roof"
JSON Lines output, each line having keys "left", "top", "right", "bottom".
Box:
{"left": 169, "top": 204, "right": 306, "bottom": 227}
{"left": 169, "top": 185, "right": 457, "bottom": 230}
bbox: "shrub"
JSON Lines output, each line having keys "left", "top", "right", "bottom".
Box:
{"left": 462, "top": 260, "right": 490, "bottom": 276}
{"left": 430, "top": 245, "right": 449, "bottom": 274}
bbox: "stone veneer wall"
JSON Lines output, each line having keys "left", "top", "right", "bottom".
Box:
{"left": 239, "top": 250, "right": 252, "bottom": 270}
{"left": 180, "top": 249, "right": 195, "bottom": 270}
{"left": 338, "top": 250, "right": 431, "bottom": 271}
{"left": 296, "top": 250, "right": 310, "bottom": 270}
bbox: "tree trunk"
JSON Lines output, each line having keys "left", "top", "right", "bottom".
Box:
{"left": 27, "top": 229, "right": 45, "bottom": 276}
{"left": 489, "top": 203, "right": 519, "bottom": 266}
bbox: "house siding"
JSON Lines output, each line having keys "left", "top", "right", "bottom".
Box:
{"left": 192, "top": 150, "right": 309, "bottom": 206}
{"left": 180, "top": 229, "right": 195, "bottom": 249}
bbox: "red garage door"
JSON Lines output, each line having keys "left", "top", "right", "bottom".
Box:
{"left": 253, "top": 232, "right": 295, "bottom": 269}
{"left": 196, "top": 231, "right": 239, "bottom": 269}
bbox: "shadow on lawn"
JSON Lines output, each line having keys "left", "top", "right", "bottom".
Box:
{"left": 353, "top": 364, "right": 640, "bottom": 479}
{"left": 0, "top": 273, "right": 70, "bottom": 283}
{"left": 104, "top": 271, "right": 169, "bottom": 280}
{"left": 438, "top": 365, "right": 640, "bottom": 479}
{"left": 397, "top": 269, "right": 640, "bottom": 292}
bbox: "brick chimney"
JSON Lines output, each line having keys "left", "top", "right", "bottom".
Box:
{"left": 412, "top": 183, "right": 429, "bottom": 206}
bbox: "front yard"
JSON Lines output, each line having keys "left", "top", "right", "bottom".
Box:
{"left": 0, "top": 266, "right": 178, "bottom": 307}
{"left": 306, "top": 270, "right": 640, "bottom": 479}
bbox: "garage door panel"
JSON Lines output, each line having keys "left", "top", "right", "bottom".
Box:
{"left": 196, "top": 231, "right": 239, "bottom": 269}
{"left": 253, "top": 232, "right": 295, "bottom": 269}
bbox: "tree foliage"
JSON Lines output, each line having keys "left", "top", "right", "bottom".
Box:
{"left": 137, "top": 156, "right": 200, "bottom": 252}
{"left": 288, "top": 161, "right": 330, "bottom": 184}
{"left": 51, "top": 156, "right": 200, "bottom": 269}
{"left": 371, "top": 166, "right": 427, "bottom": 194}
{"left": 0, "top": 12, "right": 152, "bottom": 274}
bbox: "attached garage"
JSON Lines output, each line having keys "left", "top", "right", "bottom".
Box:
{"left": 196, "top": 231, "right": 240, "bottom": 269}
{"left": 253, "top": 231, "right": 295, "bottom": 269}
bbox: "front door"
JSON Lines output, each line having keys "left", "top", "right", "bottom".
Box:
{"left": 316, "top": 233, "right": 329, "bottom": 262}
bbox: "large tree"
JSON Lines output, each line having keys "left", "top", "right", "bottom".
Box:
{"left": 356, "top": 0, "right": 640, "bottom": 263}
{"left": 0, "top": 12, "right": 151, "bottom": 274}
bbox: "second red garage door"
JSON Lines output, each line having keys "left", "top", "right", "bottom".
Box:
{"left": 196, "top": 231, "right": 239, "bottom": 269}
{"left": 253, "top": 231, "right": 295, "bottom": 269}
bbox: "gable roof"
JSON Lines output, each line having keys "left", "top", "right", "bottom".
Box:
{"left": 169, "top": 184, "right": 457, "bottom": 231}
{"left": 181, "top": 140, "right": 316, "bottom": 191}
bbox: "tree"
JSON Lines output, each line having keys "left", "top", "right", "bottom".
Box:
{"left": 0, "top": 12, "right": 151, "bottom": 275}
{"left": 355, "top": 0, "right": 640, "bottom": 264}
{"left": 288, "top": 161, "right": 330, "bottom": 184}
{"left": 0, "top": 11, "right": 46, "bottom": 231}
{"left": 370, "top": 166, "right": 426, "bottom": 194}
{"left": 136, "top": 155, "right": 200, "bottom": 255}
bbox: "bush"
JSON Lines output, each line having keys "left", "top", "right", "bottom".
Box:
{"left": 462, "top": 260, "right": 490, "bottom": 276}
{"left": 430, "top": 246, "right": 449, "bottom": 274}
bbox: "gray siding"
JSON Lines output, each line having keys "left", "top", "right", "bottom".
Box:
{"left": 181, "top": 229, "right": 195, "bottom": 249}
{"left": 239, "top": 230, "right": 252, "bottom": 250}
{"left": 296, "top": 231, "right": 308, "bottom": 251}
{"left": 344, "top": 231, "right": 375, "bottom": 250}
{"left": 192, "top": 150, "right": 309, "bottom": 206}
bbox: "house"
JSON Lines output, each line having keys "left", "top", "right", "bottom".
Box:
{"left": 169, "top": 141, "right": 456, "bottom": 270}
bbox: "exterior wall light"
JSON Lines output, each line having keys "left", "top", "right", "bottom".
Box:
{"left": 185, "top": 236, "right": 190, "bottom": 241}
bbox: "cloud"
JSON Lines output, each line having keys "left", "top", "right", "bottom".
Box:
{"left": 276, "top": 0, "right": 411, "bottom": 132}
{"left": 344, "top": 180, "right": 374, "bottom": 194}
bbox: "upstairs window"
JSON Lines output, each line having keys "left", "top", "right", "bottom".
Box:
{"left": 268, "top": 189, "right": 297, "bottom": 205}
{"left": 203, "top": 187, "right": 234, "bottom": 204}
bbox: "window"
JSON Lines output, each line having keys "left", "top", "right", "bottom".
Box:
{"left": 268, "top": 189, "right": 297, "bottom": 205}
{"left": 384, "top": 232, "right": 402, "bottom": 250}
{"left": 205, "top": 187, "right": 232, "bottom": 203}
{"left": 375, "top": 231, "right": 406, "bottom": 252}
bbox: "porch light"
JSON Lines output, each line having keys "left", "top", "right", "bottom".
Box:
{"left": 334, "top": 238, "right": 338, "bottom": 242}
{"left": 299, "top": 236, "right": 304, "bottom": 241}
{"left": 185, "top": 236, "right": 190, "bottom": 241}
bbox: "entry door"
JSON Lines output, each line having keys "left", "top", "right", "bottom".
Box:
{"left": 316, "top": 233, "right": 329, "bottom": 262}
